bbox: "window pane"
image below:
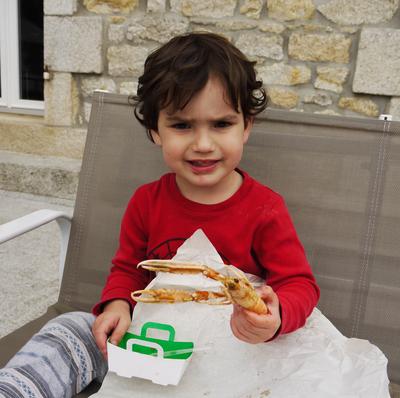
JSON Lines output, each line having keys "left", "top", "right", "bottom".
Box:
{"left": 19, "top": 0, "right": 43, "bottom": 101}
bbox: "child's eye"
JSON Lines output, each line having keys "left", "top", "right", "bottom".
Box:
{"left": 171, "top": 123, "right": 190, "bottom": 130}
{"left": 214, "top": 120, "right": 232, "bottom": 128}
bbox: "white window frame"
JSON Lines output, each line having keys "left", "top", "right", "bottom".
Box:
{"left": 0, "top": 0, "right": 44, "bottom": 115}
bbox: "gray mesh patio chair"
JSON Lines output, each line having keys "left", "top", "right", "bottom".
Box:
{"left": 1, "top": 91, "right": 399, "bottom": 397}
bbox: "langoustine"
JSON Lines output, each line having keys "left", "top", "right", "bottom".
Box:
{"left": 131, "top": 259, "right": 269, "bottom": 315}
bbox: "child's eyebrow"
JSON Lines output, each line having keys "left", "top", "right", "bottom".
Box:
{"left": 165, "top": 114, "right": 240, "bottom": 122}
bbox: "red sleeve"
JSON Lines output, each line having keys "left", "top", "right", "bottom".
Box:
{"left": 254, "top": 196, "right": 320, "bottom": 336}
{"left": 92, "top": 188, "right": 152, "bottom": 315}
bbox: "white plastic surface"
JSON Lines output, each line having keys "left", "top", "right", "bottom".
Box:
{"left": 0, "top": 209, "right": 72, "bottom": 279}
{"left": 107, "top": 341, "right": 190, "bottom": 386}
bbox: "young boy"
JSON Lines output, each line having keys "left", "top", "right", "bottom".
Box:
{"left": 0, "top": 32, "right": 319, "bottom": 398}
{"left": 92, "top": 32, "right": 319, "bottom": 356}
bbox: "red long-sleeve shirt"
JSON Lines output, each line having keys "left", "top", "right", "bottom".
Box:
{"left": 92, "top": 170, "right": 320, "bottom": 336}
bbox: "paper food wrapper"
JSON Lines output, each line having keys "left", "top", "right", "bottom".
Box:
{"left": 97, "top": 229, "right": 390, "bottom": 398}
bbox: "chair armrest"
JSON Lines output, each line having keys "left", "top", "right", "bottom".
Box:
{"left": 0, "top": 209, "right": 72, "bottom": 279}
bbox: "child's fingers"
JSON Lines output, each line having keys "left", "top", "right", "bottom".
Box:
{"left": 257, "top": 285, "right": 277, "bottom": 304}
{"left": 230, "top": 316, "right": 264, "bottom": 343}
{"left": 109, "top": 317, "right": 131, "bottom": 346}
{"left": 233, "top": 304, "right": 271, "bottom": 331}
{"left": 92, "top": 317, "right": 114, "bottom": 358}
{"left": 241, "top": 289, "right": 281, "bottom": 331}
{"left": 257, "top": 285, "right": 280, "bottom": 314}
{"left": 231, "top": 306, "right": 271, "bottom": 343}
{"left": 230, "top": 286, "right": 282, "bottom": 343}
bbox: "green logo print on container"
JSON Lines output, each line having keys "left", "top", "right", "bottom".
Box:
{"left": 118, "top": 322, "right": 194, "bottom": 360}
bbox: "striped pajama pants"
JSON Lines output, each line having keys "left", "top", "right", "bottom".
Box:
{"left": 0, "top": 312, "right": 107, "bottom": 398}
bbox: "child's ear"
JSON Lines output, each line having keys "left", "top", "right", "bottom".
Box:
{"left": 151, "top": 130, "right": 162, "bottom": 145}
{"left": 243, "top": 117, "right": 254, "bottom": 143}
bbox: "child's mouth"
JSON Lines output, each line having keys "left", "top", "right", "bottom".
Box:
{"left": 188, "top": 159, "right": 219, "bottom": 173}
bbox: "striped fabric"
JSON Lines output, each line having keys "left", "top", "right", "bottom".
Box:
{"left": 0, "top": 312, "right": 107, "bottom": 398}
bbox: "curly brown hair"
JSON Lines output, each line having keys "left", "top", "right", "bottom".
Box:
{"left": 133, "top": 32, "right": 268, "bottom": 142}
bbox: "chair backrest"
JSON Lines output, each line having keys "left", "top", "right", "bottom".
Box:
{"left": 59, "top": 91, "right": 400, "bottom": 382}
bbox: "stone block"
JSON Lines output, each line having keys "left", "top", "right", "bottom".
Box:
{"left": 81, "top": 77, "right": 117, "bottom": 97}
{"left": 171, "top": 0, "right": 237, "bottom": 18}
{"left": 107, "top": 45, "right": 148, "bottom": 77}
{"left": 147, "top": 0, "right": 167, "bottom": 12}
{"left": 45, "top": 17, "right": 103, "bottom": 73}
{"left": 109, "top": 16, "right": 126, "bottom": 24}
{"left": 288, "top": 32, "right": 351, "bottom": 63}
{"left": 316, "top": 66, "right": 349, "bottom": 85}
{"left": 353, "top": 28, "right": 400, "bottom": 96}
{"left": 303, "top": 92, "right": 333, "bottom": 106}
{"left": 0, "top": 115, "right": 85, "bottom": 159}
{"left": 45, "top": 73, "right": 79, "bottom": 126}
{"left": 126, "top": 25, "right": 146, "bottom": 44}
{"left": 267, "top": 86, "right": 299, "bottom": 108}
{"left": 314, "top": 78, "right": 341, "bottom": 94}
{"left": 288, "top": 23, "right": 334, "bottom": 33}
{"left": 127, "top": 14, "right": 189, "bottom": 44}
{"left": 318, "top": 0, "right": 399, "bottom": 25}
{"left": 44, "top": 0, "right": 77, "bottom": 15}
{"left": 215, "top": 19, "right": 258, "bottom": 31}
{"left": 314, "top": 65, "right": 349, "bottom": 93}
{"left": 240, "top": 0, "right": 264, "bottom": 19}
{"left": 388, "top": 97, "right": 400, "bottom": 120}
{"left": 338, "top": 97, "right": 380, "bottom": 117}
{"left": 84, "top": 0, "right": 139, "bottom": 13}
{"left": 258, "top": 20, "right": 286, "bottom": 34}
{"left": 109, "top": 24, "right": 126, "bottom": 43}
{"left": 236, "top": 33, "right": 284, "bottom": 61}
{"left": 119, "top": 81, "right": 138, "bottom": 95}
{"left": 267, "top": 0, "right": 315, "bottom": 21}
{"left": 258, "top": 63, "right": 311, "bottom": 85}
{"left": 0, "top": 151, "right": 80, "bottom": 200}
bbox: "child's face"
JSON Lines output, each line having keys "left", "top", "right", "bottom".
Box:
{"left": 151, "top": 76, "right": 253, "bottom": 203}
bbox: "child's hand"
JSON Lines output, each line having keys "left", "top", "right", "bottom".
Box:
{"left": 230, "top": 285, "right": 281, "bottom": 344}
{"left": 92, "top": 299, "right": 132, "bottom": 358}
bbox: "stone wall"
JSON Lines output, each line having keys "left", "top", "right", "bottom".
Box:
{"left": 42, "top": 0, "right": 400, "bottom": 127}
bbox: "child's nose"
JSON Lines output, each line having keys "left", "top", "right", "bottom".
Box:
{"left": 192, "top": 129, "right": 215, "bottom": 152}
